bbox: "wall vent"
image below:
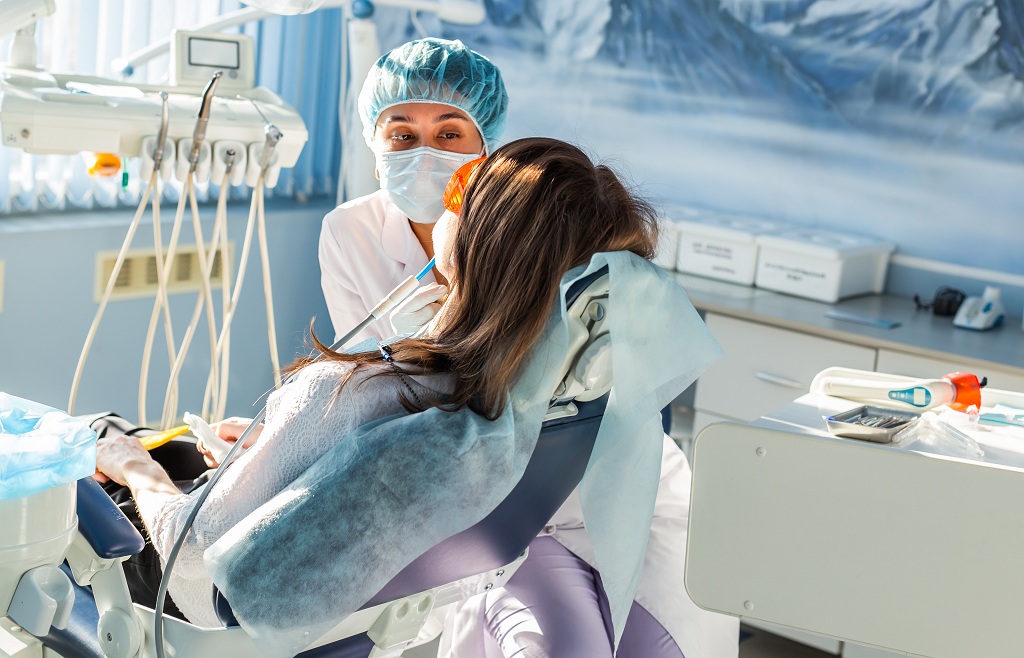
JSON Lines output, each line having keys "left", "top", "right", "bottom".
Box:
{"left": 94, "top": 244, "right": 233, "bottom": 302}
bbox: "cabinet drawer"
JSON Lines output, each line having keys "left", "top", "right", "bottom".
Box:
{"left": 876, "top": 349, "right": 1024, "bottom": 396}
{"left": 697, "top": 314, "right": 876, "bottom": 420}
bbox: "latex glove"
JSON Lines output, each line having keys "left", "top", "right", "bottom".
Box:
{"left": 389, "top": 283, "right": 448, "bottom": 336}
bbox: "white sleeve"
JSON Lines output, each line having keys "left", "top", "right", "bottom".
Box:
{"left": 146, "top": 364, "right": 361, "bottom": 580}
{"left": 319, "top": 218, "right": 373, "bottom": 344}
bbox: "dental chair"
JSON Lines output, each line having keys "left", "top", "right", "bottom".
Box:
{"left": 0, "top": 269, "right": 615, "bottom": 658}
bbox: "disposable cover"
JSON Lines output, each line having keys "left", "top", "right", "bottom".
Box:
{"left": 205, "top": 252, "right": 722, "bottom": 656}
{"left": 0, "top": 392, "right": 96, "bottom": 500}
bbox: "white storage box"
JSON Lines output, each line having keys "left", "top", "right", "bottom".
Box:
{"left": 675, "top": 213, "right": 793, "bottom": 285}
{"left": 754, "top": 228, "right": 895, "bottom": 303}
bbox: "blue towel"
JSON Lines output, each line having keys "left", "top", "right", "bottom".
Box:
{"left": 205, "top": 252, "right": 721, "bottom": 656}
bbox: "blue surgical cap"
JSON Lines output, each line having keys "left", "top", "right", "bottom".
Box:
{"left": 358, "top": 38, "right": 508, "bottom": 153}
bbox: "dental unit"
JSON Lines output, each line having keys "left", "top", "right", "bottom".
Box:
{"left": 29, "top": 27, "right": 311, "bottom": 429}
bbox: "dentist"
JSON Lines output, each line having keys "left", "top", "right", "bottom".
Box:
{"left": 319, "top": 37, "right": 504, "bottom": 343}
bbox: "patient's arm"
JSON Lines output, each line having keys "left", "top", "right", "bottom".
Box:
{"left": 94, "top": 434, "right": 181, "bottom": 526}
{"left": 147, "top": 363, "right": 398, "bottom": 584}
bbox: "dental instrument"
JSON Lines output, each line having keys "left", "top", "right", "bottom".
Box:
{"left": 188, "top": 72, "right": 222, "bottom": 172}
{"left": 166, "top": 148, "right": 240, "bottom": 424}
{"left": 183, "top": 412, "right": 236, "bottom": 465}
{"left": 138, "top": 425, "right": 191, "bottom": 451}
{"left": 814, "top": 369, "right": 986, "bottom": 412}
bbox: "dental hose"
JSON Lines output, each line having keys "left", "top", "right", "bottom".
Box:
{"left": 142, "top": 72, "right": 222, "bottom": 428}
{"left": 255, "top": 178, "right": 282, "bottom": 388}
{"left": 204, "top": 183, "right": 261, "bottom": 421}
{"left": 138, "top": 176, "right": 191, "bottom": 427}
{"left": 152, "top": 258, "right": 436, "bottom": 658}
{"left": 161, "top": 155, "right": 236, "bottom": 428}
{"left": 67, "top": 172, "right": 157, "bottom": 415}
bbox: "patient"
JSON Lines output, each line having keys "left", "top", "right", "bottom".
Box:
{"left": 94, "top": 137, "right": 659, "bottom": 631}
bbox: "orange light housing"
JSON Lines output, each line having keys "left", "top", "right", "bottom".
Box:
{"left": 442, "top": 156, "right": 486, "bottom": 215}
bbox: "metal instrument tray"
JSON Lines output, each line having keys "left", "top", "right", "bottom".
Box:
{"left": 825, "top": 406, "right": 920, "bottom": 443}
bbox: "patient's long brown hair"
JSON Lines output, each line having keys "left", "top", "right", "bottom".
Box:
{"left": 295, "top": 137, "right": 658, "bottom": 419}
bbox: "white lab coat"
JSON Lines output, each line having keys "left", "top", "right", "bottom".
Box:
{"left": 319, "top": 189, "right": 437, "bottom": 344}
{"left": 319, "top": 192, "right": 739, "bottom": 657}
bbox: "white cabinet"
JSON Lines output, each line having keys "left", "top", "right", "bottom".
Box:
{"left": 696, "top": 313, "right": 877, "bottom": 422}
{"left": 688, "top": 307, "right": 1023, "bottom": 658}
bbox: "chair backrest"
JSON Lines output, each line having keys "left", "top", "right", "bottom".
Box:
{"left": 361, "top": 266, "right": 610, "bottom": 607}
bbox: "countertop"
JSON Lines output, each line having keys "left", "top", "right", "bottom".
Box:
{"left": 675, "top": 272, "right": 1024, "bottom": 374}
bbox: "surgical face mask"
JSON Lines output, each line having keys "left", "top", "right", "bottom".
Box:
{"left": 377, "top": 147, "right": 482, "bottom": 223}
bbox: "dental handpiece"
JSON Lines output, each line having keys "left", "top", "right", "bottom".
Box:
{"left": 247, "top": 98, "right": 284, "bottom": 173}
{"left": 326, "top": 258, "right": 437, "bottom": 351}
{"left": 259, "top": 124, "right": 284, "bottom": 171}
{"left": 152, "top": 92, "right": 170, "bottom": 170}
{"left": 189, "top": 71, "right": 222, "bottom": 170}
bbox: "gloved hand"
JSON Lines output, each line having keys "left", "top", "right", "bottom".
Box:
{"left": 389, "top": 282, "right": 448, "bottom": 336}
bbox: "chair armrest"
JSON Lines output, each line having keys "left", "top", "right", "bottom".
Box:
{"left": 76, "top": 478, "right": 145, "bottom": 559}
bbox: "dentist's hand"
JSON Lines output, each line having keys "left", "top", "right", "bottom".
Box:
{"left": 389, "top": 283, "right": 448, "bottom": 336}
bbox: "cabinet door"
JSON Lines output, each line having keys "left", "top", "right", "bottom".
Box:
{"left": 876, "top": 349, "right": 1024, "bottom": 395}
{"left": 697, "top": 313, "right": 877, "bottom": 421}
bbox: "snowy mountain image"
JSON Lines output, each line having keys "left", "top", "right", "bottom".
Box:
{"left": 429, "top": 0, "right": 1024, "bottom": 274}
{"left": 752, "top": 0, "right": 1024, "bottom": 147}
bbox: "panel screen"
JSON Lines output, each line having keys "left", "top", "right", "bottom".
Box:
{"left": 188, "top": 38, "right": 240, "bottom": 70}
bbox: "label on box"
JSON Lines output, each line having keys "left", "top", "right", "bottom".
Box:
{"left": 760, "top": 260, "right": 828, "bottom": 283}
{"left": 678, "top": 237, "right": 758, "bottom": 284}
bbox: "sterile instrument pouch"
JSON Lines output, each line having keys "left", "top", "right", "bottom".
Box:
{"left": 891, "top": 411, "right": 984, "bottom": 461}
{"left": 0, "top": 392, "right": 96, "bottom": 500}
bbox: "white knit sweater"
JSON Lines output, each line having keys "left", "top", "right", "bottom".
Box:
{"left": 141, "top": 360, "right": 434, "bottom": 627}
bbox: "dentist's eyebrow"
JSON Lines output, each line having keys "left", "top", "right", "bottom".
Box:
{"left": 434, "top": 112, "right": 471, "bottom": 123}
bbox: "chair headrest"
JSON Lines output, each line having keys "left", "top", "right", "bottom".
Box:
{"left": 547, "top": 270, "right": 611, "bottom": 421}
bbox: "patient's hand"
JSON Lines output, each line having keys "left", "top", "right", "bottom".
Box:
{"left": 94, "top": 435, "right": 154, "bottom": 486}
{"left": 197, "top": 417, "right": 264, "bottom": 468}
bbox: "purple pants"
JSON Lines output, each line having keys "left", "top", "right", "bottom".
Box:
{"left": 450, "top": 536, "right": 684, "bottom": 658}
